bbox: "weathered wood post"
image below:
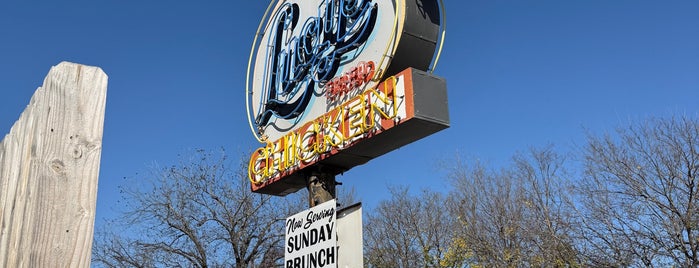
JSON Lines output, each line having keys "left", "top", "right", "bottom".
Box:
{"left": 0, "top": 62, "right": 107, "bottom": 267}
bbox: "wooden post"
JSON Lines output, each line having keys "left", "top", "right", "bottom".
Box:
{"left": 0, "top": 62, "right": 107, "bottom": 267}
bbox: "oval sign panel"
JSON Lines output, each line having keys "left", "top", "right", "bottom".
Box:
{"left": 246, "top": 0, "right": 442, "bottom": 142}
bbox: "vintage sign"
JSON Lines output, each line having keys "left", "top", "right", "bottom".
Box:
{"left": 249, "top": 68, "right": 448, "bottom": 194}
{"left": 246, "top": 0, "right": 447, "bottom": 195}
{"left": 246, "top": 0, "right": 442, "bottom": 141}
{"left": 285, "top": 199, "right": 337, "bottom": 268}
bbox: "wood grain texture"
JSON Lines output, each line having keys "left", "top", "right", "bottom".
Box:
{"left": 0, "top": 62, "right": 107, "bottom": 267}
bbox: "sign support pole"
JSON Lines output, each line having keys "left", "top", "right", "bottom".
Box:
{"left": 306, "top": 170, "right": 337, "bottom": 207}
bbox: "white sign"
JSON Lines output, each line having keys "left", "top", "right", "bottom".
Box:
{"left": 337, "top": 203, "right": 363, "bottom": 268}
{"left": 285, "top": 199, "right": 337, "bottom": 268}
{"left": 247, "top": 0, "right": 410, "bottom": 142}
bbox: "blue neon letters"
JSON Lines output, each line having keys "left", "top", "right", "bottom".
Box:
{"left": 256, "top": 0, "right": 378, "bottom": 128}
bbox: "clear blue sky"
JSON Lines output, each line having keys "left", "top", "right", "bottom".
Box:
{"left": 1, "top": 1, "right": 698, "bottom": 227}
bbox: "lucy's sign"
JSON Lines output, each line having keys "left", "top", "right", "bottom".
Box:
{"left": 247, "top": 0, "right": 442, "bottom": 142}
{"left": 246, "top": 0, "right": 446, "bottom": 195}
{"left": 252, "top": 0, "right": 378, "bottom": 131}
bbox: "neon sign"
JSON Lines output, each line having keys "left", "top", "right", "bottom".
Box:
{"left": 246, "top": 0, "right": 446, "bottom": 195}
{"left": 250, "top": 68, "right": 449, "bottom": 195}
{"left": 249, "top": 75, "right": 401, "bottom": 186}
{"left": 325, "top": 61, "right": 375, "bottom": 102}
{"left": 255, "top": 0, "right": 378, "bottom": 127}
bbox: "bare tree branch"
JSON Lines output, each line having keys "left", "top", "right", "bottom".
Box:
{"left": 575, "top": 116, "right": 699, "bottom": 267}
{"left": 92, "top": 149, "right": 304, "bottom": 267}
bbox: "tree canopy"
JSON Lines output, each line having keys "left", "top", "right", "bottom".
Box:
{"left": 93, "top": 115, "right": 699, "bottom": 267}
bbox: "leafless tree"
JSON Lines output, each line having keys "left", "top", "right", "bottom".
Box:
{"left": 364, "top": 186, "right": 462, "bottom": 268}
{"left": 513, "top": 148, "right": 580, "bottom": 266}
{"left": 92, "top": 149, "right": 305, "bottom": 268}
{"left": 448, "top": 147, "right": 580, "bottom": 267}
{"left": 575, "top": 116, "right": 699, "bottom": 267}
{"left": 92, "top": 231, "right": 157, "bottom": 268}
{"left": 448, "top": 159, "right": 526, "bottom": 267}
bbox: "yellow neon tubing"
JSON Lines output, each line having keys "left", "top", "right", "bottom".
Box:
{"left": 430, "top": 0, "right": 447, "bottom": 73}
{"left": 246, "top": 0, "right": 423, "bottom": 141}
{"left": 372, "top": 0, "right": 403, "bottom": 81}
{"left": 248, "top": 148, "right": 262, "bottom": 184}
{"left": 246, "top": 1, "right": 276, "bottom": 144}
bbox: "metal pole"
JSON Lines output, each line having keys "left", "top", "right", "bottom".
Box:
{"left": 306, "top": 170, "right": 337, "bottom": 207}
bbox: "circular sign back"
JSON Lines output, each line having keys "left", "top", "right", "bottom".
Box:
{"left": 246, "top": 0, "right": 442, "bottom": 142}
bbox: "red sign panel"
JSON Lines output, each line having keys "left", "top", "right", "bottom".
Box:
{"left": 250, "top": 68, "right": 448, "bottom": 195}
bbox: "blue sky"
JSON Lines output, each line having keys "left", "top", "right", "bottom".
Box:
{"left": 1, "top": 0, "right": 698, "bottom": 228}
